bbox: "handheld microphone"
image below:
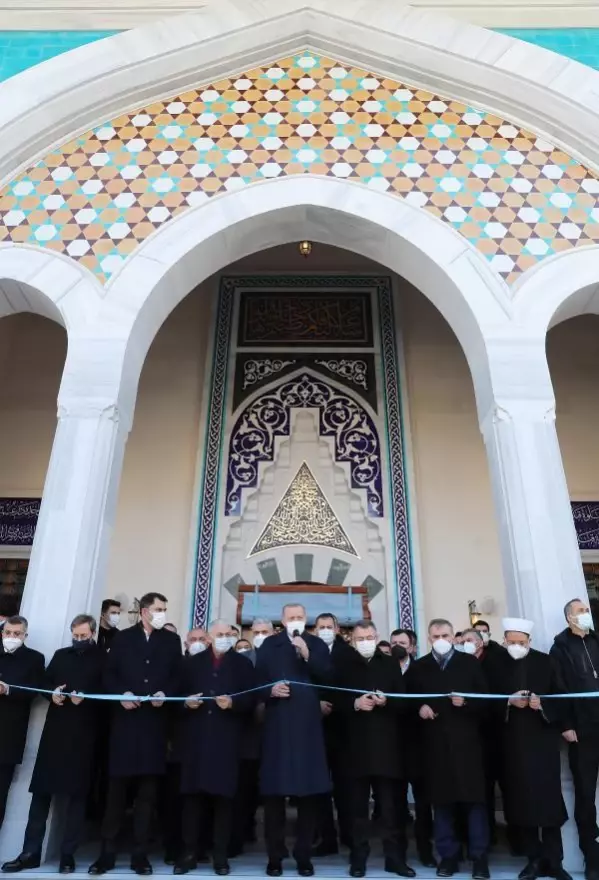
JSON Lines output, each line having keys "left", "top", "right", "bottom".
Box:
{"left": 292, "top": 629, "right": 302, "bottom": 658}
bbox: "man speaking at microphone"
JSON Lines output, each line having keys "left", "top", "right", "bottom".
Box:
{"left": 256, "top": 604, "right": 333, "bottom": 877}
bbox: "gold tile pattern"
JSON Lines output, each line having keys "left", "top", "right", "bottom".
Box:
{"left": 0, "top": 52, "right": 598, "bottom": 284}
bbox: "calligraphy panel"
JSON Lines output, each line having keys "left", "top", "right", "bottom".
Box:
{"left": 0, "top": 498, "right": 40, "bottom": 546}
{"left": 572, "top": 501, "right": 599, "bottom": 550}
{"left": 237, "top": 291, "right": 373, "bottom": 347}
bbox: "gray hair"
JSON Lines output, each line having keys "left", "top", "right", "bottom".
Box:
{"left": 281, "top": 603, "right": 306, "bottom": 617}
{"left": 251, "top": 617, "right": 274, "bottom": 631}
{"left": 564, "top": 598, "right": 583, "bottom": 620}
{"left": 461, "top": 628, "right": 483, "bottom": 643}
{"left": 71, "top": 613, "right": 97, "bottom": 634}
{"left": 353, "top": 619, "right": 376, "bottom": 633}
{"left": 428, "top": 618, "right": 454, "bottom": 633}
{"left": 6, "top": 615, "right": 27, "bottom": 630}
{"left": 208, "top": 618, "right": 231, "bottom": 631}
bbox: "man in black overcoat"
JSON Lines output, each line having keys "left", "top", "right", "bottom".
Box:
{"left": 408, "top": 618, "right": 490, "bottom": 880}
{"left": 335, "top": 619, "right": 414, "bottom": 878}
{"left": 89, "top": 592, "right": 182, "bottom": 876}
{"left": 487, "top": 618, "right": 571, "bottom": 880}
{"left": 2, "top": 614, "right": 103, "bottom": 875}
{"left": 0, "top": 615, "right": 45, "bottom": 832}
{"left": 314, "top": 612, "right": 355, "bottom": 856}
{"left": 255, "top": 603, "right": 333, "bottom": 877}
{"left": 174, "top": 619, "right": 255, "bottom": 876}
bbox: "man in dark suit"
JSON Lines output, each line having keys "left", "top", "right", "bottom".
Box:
{"left": 175, "top": 619, "right": 256, "bottom": 876}
{"left": 0, "top": 615, "right": 45, "bottom": 832}
{"left": 88, "top": 592, "right": 182, "bottom": 876}
{"left": 2, "top": 614, "right": 103, "bottom": 875}
{"left": 97, "top": 599, "right": 121, "bottom": 655}
{"left": 256, "top": 603, "right": 333, "bottom": 877}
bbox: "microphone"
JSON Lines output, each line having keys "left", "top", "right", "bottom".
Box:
{"left": 292, "top": 629, "right": 302, "bottom": 658}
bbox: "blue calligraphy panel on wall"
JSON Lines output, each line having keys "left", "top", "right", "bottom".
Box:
{"left": 572, "top": 502, "right": 599, "bottom": 551}
{"left": 0, "top": 499, "right": 41, "bottom": 546}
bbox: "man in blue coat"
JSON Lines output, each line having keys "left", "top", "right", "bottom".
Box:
{"left": 255, "top": 604, "right": 333, "bottom": 877}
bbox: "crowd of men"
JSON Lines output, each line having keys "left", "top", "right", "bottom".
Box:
{"left": 0, "top": 594, "right": 598, "bottom": 880}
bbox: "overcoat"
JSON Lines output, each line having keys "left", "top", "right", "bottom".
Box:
{"left": 178, "top": 648, "right": 256, "bottom": 797}
{"left": 103, "top": 624, "right": 182, "bottom": 777}
{"left": 407, "top": 650, "right": 488, "bottom": 805}
{"left": 486, "top": 648, "right": 567, "bottom": 828}
{"left": 256, "top": 630, "right": 332, "bottom": 797}
{"left": 335, "top": 647, "right": 406, "bottom": 779}
{"left": 320, "top": 635, "right": 356, "bottom": 755}
{"left": 30, "top": 643, "right": 104, "bottom": 795}
{"left": 0, "top": 644, "right": 45, "bottom": 765}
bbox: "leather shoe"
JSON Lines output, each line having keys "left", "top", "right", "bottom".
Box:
{"left": 267, "top": 863, "right": 283, "bottom": 877}
{"left": 472, "top": 857, "right": 490, "bottom": 880}
{"left": 2, "top": 854, "right": 41, "bottom": 874}
{"left": 437, "top": 859, "right": 459, "bottom": 878}
{"left": 88, "top": 854, "right": 116, "bottom": 875}
{"left": 59, "top": 856, "right": 76, "bottom": 875}
{"left": 385, "top": 860, "right": 416, "bottom": 878}
{"left": 174, "top": 856, "right": 197, "bottom": 876}
{"left": 519, "top": 860, "right": 541, "bottom": 880}
{"left": 214, "top": 864, "right": 230, "bottom": 876}
{"left": 131, "top": 856, "right": 152, "bottom": 876}
{"left": 548, "top": 868, "right": 573, "bottom": 880}
{"left": 297, "top": 863, "right": 314, "bottom": 877}
{"left": 349, "top": 868, "right": 366, "bottom": 878}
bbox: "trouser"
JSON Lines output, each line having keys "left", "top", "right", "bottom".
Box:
{"left": 569, "top": 735, "right": 599, "bottom": 866}
{"left": 182, "top": 793, "right": 232, "bottom": 866}
{"left": 101, "top": 775, "right": 158, "bottom": 857}
{"left": 318, "top": 753, "right": 352, "bottom": 847}
{"left": 434, "top": 803, "right": 489, "bottom": 861}
{"left": 264, "top": 795, "right": 320, "bottom": 864}
{"left": 520, "top": 826, "right": 563, "bottom": 868}
{"left": 396, "top": 778, "right": 433, "bottom": 855}
{"left": 160, "top": 763, "right": 182, "bottom": 857}
{"left": 23, "top": 793, "right": 87, "bottom": 856}
{"left": 0, "top": 765, "right": 16, "bottom": 830}
{"left": 230, "top": 760, "right": 259, "bottom": 851}
{"left": 350, "top": 776, "right": 402, "bottom": 867}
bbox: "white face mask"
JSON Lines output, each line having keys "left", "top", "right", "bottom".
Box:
{"left": 507, "top": 643, "right": 529, "bottom": 661}
{"left": 2, "top": 636, "right": 23, "bottom": 654}
{"left": 286, "top": 620, "right": 305, "bottom": 637}
{"left": 462, "top": 641, "right": 477, "bottom": 655}
{"left": 575, "top": 612, "right": 594, "bottom": 632}
{"left": 317, "top": 628, "right": 335, "bottom": 645}
{"left": 237, "top": 647, "right": 251, "bottom": 654}
{"left": 214, "top": 636, "right": 231, "bottom": 654}
{"left": 108, "top": 613, "right": 120, "bottom": 629}
{"left": 454, "top": 644, "right": 464, "bottom": 652}
{"left": 150, "top": 611, "right": 166, "bottom": 630}
{"left": 253, "top": 634, "right": 267, "bottom": 649}
{"left": 480, "top": 631, "right": 490, "bottom": 646}
{"left": 432, "top": 637, "right": 453, "bottom": 657}
{"left": 188, "top": 641, "right": 207, "bottom": 656}
{"left": 355, "top": 640, "right": 376, "bottom": 659}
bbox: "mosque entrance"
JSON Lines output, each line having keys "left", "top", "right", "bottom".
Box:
{"left": 189, "top": 274, "right": 414, "bottom": 636}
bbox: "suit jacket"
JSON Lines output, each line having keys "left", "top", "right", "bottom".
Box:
{"left": 0, "top": 644, "right": 45, "bottom": 765}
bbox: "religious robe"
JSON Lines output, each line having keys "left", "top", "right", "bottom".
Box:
{"left": 407, "top": 651, "right": 488, "bottom": 805}
{"left": 487, "top": 648, "right": 567, "bottom": 828}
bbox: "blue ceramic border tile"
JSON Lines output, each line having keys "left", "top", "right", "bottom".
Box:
{"left": 0, "top": 31, "right": 119, "bottom": 82}
{"left": 497, "top": 28, "right": 599, "bottom": 70}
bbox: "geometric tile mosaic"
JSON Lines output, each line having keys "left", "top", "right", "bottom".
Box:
{"left": 1, "top": 51, "right": 598, "bottom": 285}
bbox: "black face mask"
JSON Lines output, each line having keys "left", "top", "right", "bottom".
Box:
{"left": 72, "top": 638, "right": 93, "bottom": 652}
{"left": 391, "top": 644, "right": 408, "bottom": 661}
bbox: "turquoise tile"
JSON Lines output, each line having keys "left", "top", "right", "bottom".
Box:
{"left": 0, "top": 30, "right": 120, "bottom": 82}
{"left": 496, "top": 28, "right": 599, "bottom": 70}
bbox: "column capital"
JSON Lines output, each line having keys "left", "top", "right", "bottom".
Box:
{"left": 57, "top": 399, "right": 126, "bottom": 426}
{"left": 480, "top": 399, "right": 556, "bottom": 433}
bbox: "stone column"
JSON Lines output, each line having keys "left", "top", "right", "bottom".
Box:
{"left": 0, "top": 342, "right": 135, "bottom": 860}
{"left": 479, "top": 342, "right": 588, "bottom": 872}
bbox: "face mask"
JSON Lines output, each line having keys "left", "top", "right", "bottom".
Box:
{"left": 253, "top": 634, "right": 267, "bottom": 649}
{"left": 317, "top": 628, "right": 335, "bottom": 645}
{"left": 432, "top": 638, "right": 453, "bottom": 656}
{"left": 575, "top": 612, "right": 593, "bottom": 632}
{"left": 507, "top": 644, "right": 529, "bottom": 661}
{"left": 355, "top": 640, "right": 376, "bottom": 659}
{"left": 108, "top": 613, "right": 120, "bottom": 628}
{"left": 150, "top": 611, "right": 166, "bottom": 630}
{"left": 214, "top": 636, "right": 231, "bottom": 654}
{"left": 188, "top": 641, "right": 207, "bottom": 656}
{"left": 462, "top": 641, "right": 477, "bottom": 655}
{"left": 480, "top": 631, "right": 490, "bottom": 646}
{"left": 237, "top": 647, "right": 251, "bottom": 654}
{"left": 391, "top": 644, "right": 408, "bottom": 660}
{"left": 454, "top": 644, "right": 464, "bottom": 653}
{"left": 72, "top": 638, "right": 93, "bottom": 652}
{"left": 286, "top": 621, "right": 305, "bottom": 637}
{"left": 2, "top": 636, "right": 23, "bottom": 653}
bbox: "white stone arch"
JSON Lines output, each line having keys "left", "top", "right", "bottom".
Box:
{"left": 102, "top": 176, "right": 512, "bottom": 417}
{"left": 512, "top": 245, "right": 599, "bottom": 336}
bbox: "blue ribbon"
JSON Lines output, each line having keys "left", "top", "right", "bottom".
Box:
{"left": 2, "top": 680, "right": 598, "bottom": 701}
